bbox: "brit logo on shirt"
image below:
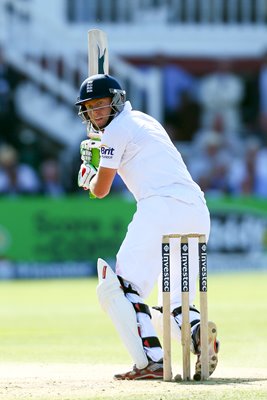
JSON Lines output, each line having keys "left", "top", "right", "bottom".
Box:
{"left": 86, "top": 80, "right": 93, "bottom": 93}
{"left": 100, "top": 144, "right": 115, "bottom": 159}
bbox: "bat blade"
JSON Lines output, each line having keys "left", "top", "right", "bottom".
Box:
{"left": 88, "top": 29, "right": 109, "bottom": 76}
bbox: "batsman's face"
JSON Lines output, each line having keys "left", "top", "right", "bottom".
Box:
{"left": 83, "top": 97, "right": 112, "bottom": 129}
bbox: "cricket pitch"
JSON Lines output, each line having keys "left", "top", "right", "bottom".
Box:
{"left": 0, "top": 363, "right": 266, "bottom": 400}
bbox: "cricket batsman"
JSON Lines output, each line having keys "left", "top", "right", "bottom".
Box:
{"left": 76, "top": 74, "right": 219, "bottom": 380}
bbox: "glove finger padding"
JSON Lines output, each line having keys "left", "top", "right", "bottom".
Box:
{"left": 81, "top": 149, "right": 93, "bottom": 164}
{"left": 80, "top": 139, "right": 101, "bottom": 164}
{"left": 78, "top": 163, "right": 97, "bottom": 190}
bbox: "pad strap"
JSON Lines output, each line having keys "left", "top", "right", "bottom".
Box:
{"left": 173, "top": 306, "right": 200, "bottom": 328}
{"left": 118, "top": 276, "right": 139, "bottom": 296}
{"left": 118, "top": 276, "right": 152, "bottom": 319}
{"left": 118, "top": 276, "right": 162, "bottom": 351}
{"left": 142, "top": 336, "right": 162, "bottom": 348}
{"left": 133, "top": 302, "right": 152, "bottom": 318}
{"left": 172, "top": 305, "right": 200, "bottom": 317}
{"left": 152, "top": 305, "right": 200, "bottom": 328}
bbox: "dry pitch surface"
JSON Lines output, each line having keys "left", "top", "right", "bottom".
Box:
{"left": 0, "top": 363, "right": 266, "bottom": 400}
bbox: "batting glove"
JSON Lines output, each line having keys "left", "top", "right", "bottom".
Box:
{"left": 80, "top": 139, "right": 101, "bottom": 164}
{"left": 78, "top": 163, "right": 97, "bottom": 190}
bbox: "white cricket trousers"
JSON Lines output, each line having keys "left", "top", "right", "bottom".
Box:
{"left": 116, "top": 195, "right": 210, "bottom": 309}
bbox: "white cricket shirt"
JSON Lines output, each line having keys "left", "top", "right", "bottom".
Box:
{"left": 100, "top": 101, "right": 204, "bottom": 203}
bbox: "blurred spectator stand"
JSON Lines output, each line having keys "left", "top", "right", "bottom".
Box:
{"left": 165, "top": 82, "right": 201, "bottom": 142}
{"left": 0, "top": 46, "right": 20, "bottom": 143}
{"left": 40, "top": 158, "right": 66, "bottom": 197}
{"left": 188, "top": 129, "right": 232, "bottom": 197}
{"left": 199, "top": 59, "right": 244, "bottom": 135}
{"left": 0, "top": 144, "right": 40, "bottom": 195}
{"left": 228, "top": 137, "right": 267, "bottom": 197}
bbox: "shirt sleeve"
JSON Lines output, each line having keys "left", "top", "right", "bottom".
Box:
{"left": 99, "top": 123, "right": 130, "bottom": 169}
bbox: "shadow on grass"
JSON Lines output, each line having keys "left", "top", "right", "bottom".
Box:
{"left": 167, "top": 377, "right": 267, "bottom": 385}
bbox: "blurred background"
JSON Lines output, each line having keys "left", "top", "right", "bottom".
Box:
{"left": 0, "top": 0, "right": 267, "bottom": 279}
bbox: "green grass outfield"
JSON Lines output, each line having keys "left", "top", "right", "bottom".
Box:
{"left": 0, "top": 272, "right": 266, "bottom": 399}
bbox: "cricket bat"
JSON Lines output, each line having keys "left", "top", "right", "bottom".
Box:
{"left": 88, "top": 29, "right": 109, "bottom": 76}
{"left": 87, "top": 29, "right": 109, "bottom": 198}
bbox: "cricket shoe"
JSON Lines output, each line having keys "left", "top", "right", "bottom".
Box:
{"left": 191, "top": 321, "right": 219, "bottom": 381}
{"left": 114, "top": 359, "right": 163, "bottom": 380}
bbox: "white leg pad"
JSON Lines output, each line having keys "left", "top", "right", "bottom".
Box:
{"left": 96, "top": 258, "right": 148, "bottom": 369}
{"left": 150, "top": 307, "right": 182, "bottom": 342}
